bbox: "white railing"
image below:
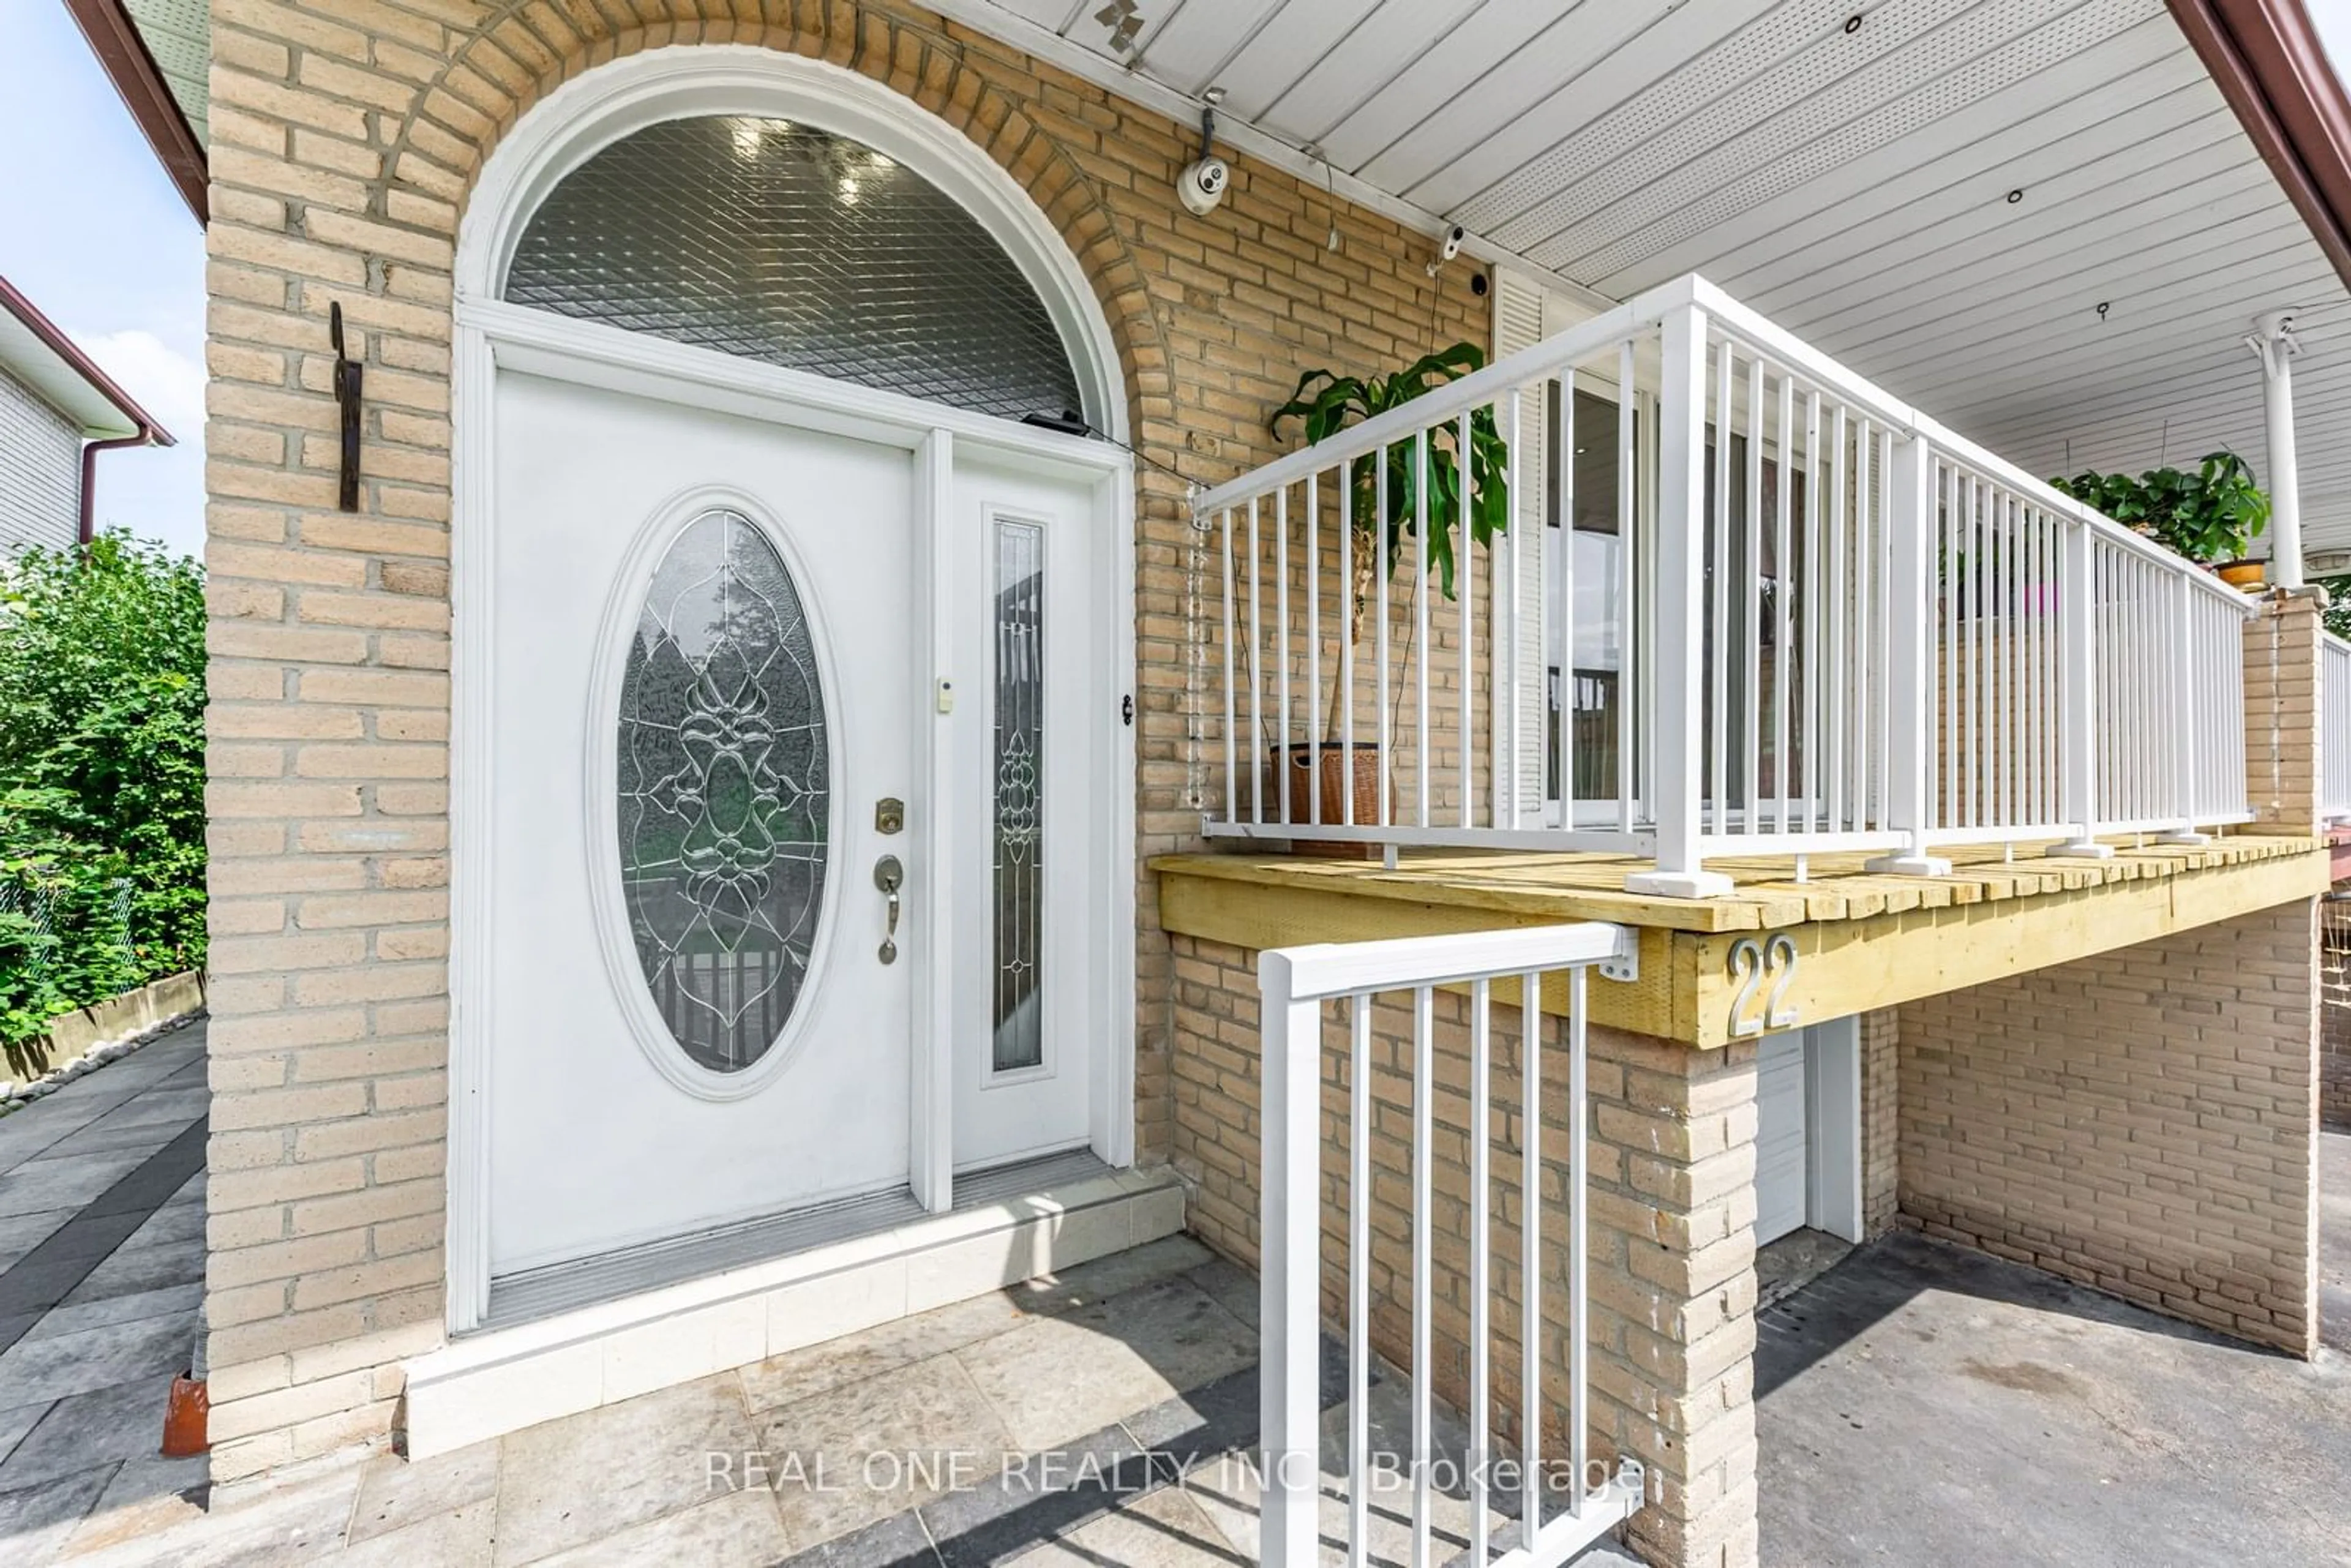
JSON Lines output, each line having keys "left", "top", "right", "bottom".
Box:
{"left": 1198, "top": 274, "right": 2257, "bottom": 892}
{"left": 1258, "top": 924, "right": 1644, "bottom": 1568}
{"left": 2323, "top": 631, "right": 2351, "bottom": 822}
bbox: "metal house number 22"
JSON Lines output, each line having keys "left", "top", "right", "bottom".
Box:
{"left": 1727, "top": 934, "right": 1801, "bottom": 1038}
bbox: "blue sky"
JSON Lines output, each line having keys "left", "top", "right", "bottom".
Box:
{"left": 4, "top": 5, "right": 2351, "bottom": 569}
{"left": 0, "top": 4, "right": 206, "bottom": 561}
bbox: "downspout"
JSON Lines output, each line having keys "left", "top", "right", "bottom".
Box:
{"left": 78, "top": 429, "right": 164, "bottom": 550}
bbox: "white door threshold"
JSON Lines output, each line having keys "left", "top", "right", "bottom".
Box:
{"left": 401, "top": 1161, "right": 1186, "bottom": 1458}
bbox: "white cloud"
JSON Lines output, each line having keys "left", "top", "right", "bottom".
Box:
{"left": 74, "top": 328, "right": 206, "bottom": 445}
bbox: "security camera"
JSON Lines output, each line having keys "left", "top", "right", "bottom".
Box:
{"left": 1179, "top": 155, "right": 1230, "bottom": 216}
{"left": 1441, "top": 225, "right": 1466, "bottom": 261}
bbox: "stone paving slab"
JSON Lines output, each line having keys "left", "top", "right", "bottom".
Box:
{"left": 0, "top": 1022, "right": 211, "bottom": 1566}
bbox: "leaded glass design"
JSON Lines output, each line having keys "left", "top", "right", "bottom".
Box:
{"left": 618, "top": 511, "right": 828, "bottom": 1073}
{"left": 504, "top": 114, "right": 1083, "bottom": 423}
{"left": 992, "top": 520, "right": 1044, "bottom": 1074}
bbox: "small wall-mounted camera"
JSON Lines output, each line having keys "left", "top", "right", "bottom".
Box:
{"left": 1179, "top": 155, "right": 1230, "bottom": 216}
{"left": 1440, "top": 225, "right": 1466, "bottom": 261}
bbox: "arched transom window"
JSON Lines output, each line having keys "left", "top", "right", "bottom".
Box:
{"left": 503, "top": 114, "right": 1084, "bottom": 424}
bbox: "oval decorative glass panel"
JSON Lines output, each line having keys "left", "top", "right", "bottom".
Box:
{"left": 617, "top": 511, "right": 829, "bottom": 1073}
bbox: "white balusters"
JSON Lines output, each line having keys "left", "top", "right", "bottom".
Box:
{"left": 1257, "top": 924, "right": 1644, "bottom": 1568}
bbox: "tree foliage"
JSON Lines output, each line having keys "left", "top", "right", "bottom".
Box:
{"left": 0, "top": 533, "right": 206, "bottom": 1067}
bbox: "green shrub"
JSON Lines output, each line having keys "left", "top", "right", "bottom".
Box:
{"left": 0, "top": 533, "right": 204, "bottom": 1073}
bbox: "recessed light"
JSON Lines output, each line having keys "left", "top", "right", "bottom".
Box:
{"left": 2006, "top": 188, "right": 2024, "bottom": 204}
{"left": 1843, "top": 13, "right": 1863, "bottom": 33}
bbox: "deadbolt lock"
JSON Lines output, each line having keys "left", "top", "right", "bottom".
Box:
{"left": 874, "top": 797, "right": 904, "bottom": 835}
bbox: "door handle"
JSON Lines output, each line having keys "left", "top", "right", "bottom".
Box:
{"left": 874, "top": 855, "right": 904, "bottom": 964}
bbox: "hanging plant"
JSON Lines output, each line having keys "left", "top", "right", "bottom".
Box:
{"left": 2048, "top": 451, "right": 2270, "bottom": 565}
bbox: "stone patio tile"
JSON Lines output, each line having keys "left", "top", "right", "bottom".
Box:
{"left": 743, "top": 1291, "right": 1030, "bottom": 1415}
{"left": 0, "top": 1378, "right": 166, "bottom": 1491}
{"left": 22, "top": 1281, "right": 200, "bottom": 1343}
{"left": 56, "top": 1467, "right": 358, "bottom": 1568}
{"left": 0, "top": 1311, "right": 188, "bottom": 1408}
{"left": 779, "top": 1507, "right": 939, "bottom": 1567}
{"left": 0, "top": 1396, "right": 52, "bottom": 1466}
{"left": 495, "top": 1373, "right": 759, "bottom": 1567}
{"left": 334, "top": 1500, "right": 497, "bottom": 1568}
{"left": 0, "top": 1209, "right": 77, "bottom": 1269}
{"left": 38, "top": 1116, "right": 198, "bottom": 1161}
{"left": 999, "top": 1236, "right": 1215, "bottom": 1319}
{"left": 1003, "top": 1483, "right": 1243, "bottom": 1567}
{"left": 759, "top": 1354, "right": 1013, "bottom": 1550}
{"left": 79, "top": 1089, "right": 211, "bottom": 1132}
{"left": 54, "top": 1449, "right": 211, "bottom": 1558}
{"left": 1184, "top": 1256, "right": 1258, "bottom": 1332}
{"left": 347, "top": 1439, "right": 501, "bottom": 1546}
{"left": 56, "top": 1232, "right": 204, "bottom": 1306}
{"left": 0, "top": 1463, "right": 111, "bottom": 1565}
{"left": 954, "top": 1279, "right": 1254, "bottom": 1452}
{"left": 534, "top": 1488, "right": 790, "bottom": 1567}
{"left": 0, "top": 1153, "right": 149, "bottom": 1219}
{"left": 921, "top": 1419, "right": 1168, "bottom": 1568}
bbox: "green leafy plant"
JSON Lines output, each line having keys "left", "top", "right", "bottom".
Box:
{"left": 2047, "top": 451, "right": 2270, "bottom": 565}
{"left": 0, "top": 533, "right": 205, "bottom": 1073}
{"left": 1271, "top": 343, "right": 1510, "bottom": 610}
{"left": 2317, "top": 574, "right": 2351, "bottom": 643}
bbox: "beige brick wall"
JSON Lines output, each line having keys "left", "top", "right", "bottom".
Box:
{"left": 1895, "top": 898, "right": 2320, "bottom": 1355}
{"left": 1171, "top": 934, "right": 1760, "bottom": 1568}
{"left": 1858, "top": 1007, "right": 1899, "bottom": 1238}
{"left": 2245, "top": 592, "right": 2321, "bottom": 835}
{"left": 201, "top": 0, "right": 1487, "bottom": 1487}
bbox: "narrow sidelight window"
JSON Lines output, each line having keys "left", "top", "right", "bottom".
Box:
{"left": 992, "top": 519, "right": 1045, "bottom": 1073}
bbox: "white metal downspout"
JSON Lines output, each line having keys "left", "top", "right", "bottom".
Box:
{"left": 2248, "top": 310, "right": 2303, "bottom": 591}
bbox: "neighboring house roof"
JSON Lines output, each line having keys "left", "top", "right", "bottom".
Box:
{"left": 0, "top": 274, "right": 173, "bottom": 446}
{"left": 64, "top": 0, "right": 208, "bottom": 225}
{"left": 2172, "top": 0, "right": 2351, "bottom": 291}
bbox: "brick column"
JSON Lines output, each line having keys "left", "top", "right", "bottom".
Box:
{"left": 2244, "top": 591, "right": 2323, "bottom": 835}
{"left": 1858, "top": 1008, "right": 1900, "bottom": 1238}
{"left": 1589, "top": 1030, "right": 1760, "bottom": 1568}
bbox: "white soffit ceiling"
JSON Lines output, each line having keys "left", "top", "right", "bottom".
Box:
{"left": 949, "top": 0, "right": 2351, "bottom": 550}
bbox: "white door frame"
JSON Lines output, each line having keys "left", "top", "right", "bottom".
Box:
{"left": 445, "top": 47, "right": 1136, "bottom": 1333}
{"left": 1802, "top": 1015, "right": 1864, "bottom": 1244}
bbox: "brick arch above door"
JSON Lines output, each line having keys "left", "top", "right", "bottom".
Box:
{"left": 373, "top": 2, "right": 1171, "bottom": 470}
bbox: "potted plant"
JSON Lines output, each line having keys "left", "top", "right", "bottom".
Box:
{"left": 2048, "top": 451, "right": 2271, "bottom": 585}
{"left": 1264, "top": 344, "right": 1510, "bottom": 853}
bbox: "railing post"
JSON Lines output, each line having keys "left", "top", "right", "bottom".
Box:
{"left": 1864, "top": 433, "right": 1951, "bottom": 876}
{"left": 2159, "top": 569, "right": 2208, "bottom": 844}
{"left": 1627, "top": 299, "right": 1733, "bottom": 898}
{"left": 2050, "top": 518, "right": 2112, "bottom": 858}
{"left": 1257, "top": 950, "right": 1321, "bottom": 1568}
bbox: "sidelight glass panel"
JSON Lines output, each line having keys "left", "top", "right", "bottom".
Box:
{"left": 503, "top": 114, "right": 1082, "bottom": 424}
{"left": 992, "top": 519, "right": 1044, "bottom": 1074}
{"left": 618, "top": 511, "right": 828, "bottom": 1073}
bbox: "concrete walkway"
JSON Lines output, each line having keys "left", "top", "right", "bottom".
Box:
{"left": 0, "top": 1021, "right": 210, "bottom": 1563}
{"left": 1756, "top": 1128, "right": 2351, "bottom": 1566}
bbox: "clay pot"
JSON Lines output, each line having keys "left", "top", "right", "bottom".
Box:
{"left": 162, "top": 1373, "right": 208, "bottom": 1457}
{"left": 1265, "top": 744, "right": 1385, "bottom": 859}
{"left": 2216, "top": 560, "right": 2266, "bottom": 590}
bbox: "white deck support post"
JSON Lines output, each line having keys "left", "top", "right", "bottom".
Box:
{"left": 2249, "top": 310, "right": 2303, "bottom": 591}
{"left": 1256, "top": 949, "right": 1322, "bottom": 1568}
{"left": 1627, "top": 298, "right": 1733, "bottom": 898}
{"left": 2050, "top": 516, "right": 2113, "bottom": 858}
{"left": 1865, "top": 432, "right": 1951, "bottom": 876}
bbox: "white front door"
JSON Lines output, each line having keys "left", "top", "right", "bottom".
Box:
{"left": 484, "top": 370, "right": 915, "bottom": 1275}
{"left": 1754, "top": 1030, "right": 1810, "bottom": 1245}
{"left": 948, "top": 454, "right": 1104, "bottom": 1171}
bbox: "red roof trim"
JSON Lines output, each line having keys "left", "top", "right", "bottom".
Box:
{"left": 62, "top": 0, "right": 208, "bottom": 227}
{"left": 2169, "top": 0, "right": 2351, "bottom": 293}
